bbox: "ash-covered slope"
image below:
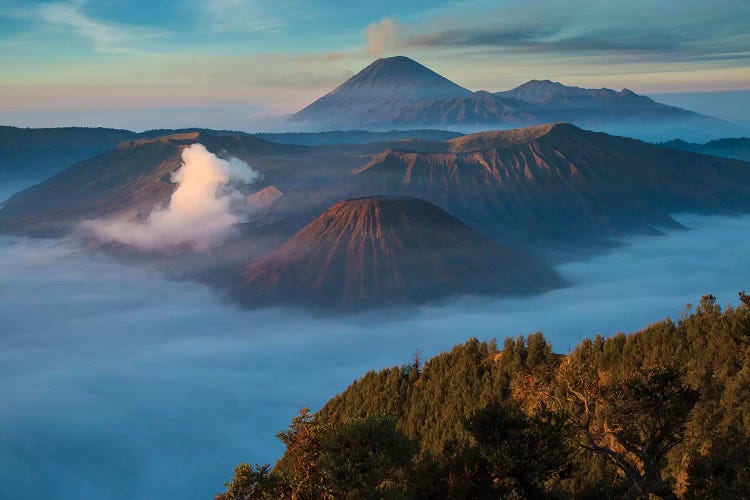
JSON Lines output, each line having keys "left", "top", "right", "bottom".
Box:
{"left": 495, "top": 80, "right": 681, "bottom": 113}
{"left": 0, "top": 132, "right": 302, "bottom": 236}
{"left": 0, "top": 126, "right": 267, "bottom": 184}
{"left": 388, "top": 90, "right": 534, "bottom": 127}
{"left": 0, "top": 128, "right": 475, "bottom": 245}
{"left": 236, "top": 197, "right": 561, "bottom": 310}
{"left": 493, "top": 80, "right": 740, "bottom": 141}
{"left": 353, "top": 123, "right": 750, "bottom": 246}
{"left": 0, "top": 134, "right": 185, "bottom": 236}
{"left": 5, "top": 122, "right": 750, "bottom": 260}
{"left": 291, "top": 56, "right": 471, "bottom": 128}
{"left": 0, "top": 131, "right": 371, "bottom": 237}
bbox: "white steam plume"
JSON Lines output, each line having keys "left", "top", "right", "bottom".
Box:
{"left": 364, "top": 18, "right": 398, "bottom": 57}
{"left": 81, "top": 143, "right": 260, "bottom": 252}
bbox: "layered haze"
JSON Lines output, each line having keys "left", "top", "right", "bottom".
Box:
{"left": 1, "top": 213, "right": 749, "bottom": 499}
{"left": 2, "top": 1, "right": 749, "bottom": 498}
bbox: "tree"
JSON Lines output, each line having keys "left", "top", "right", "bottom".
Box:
{"left": 685, "top": 429, "right": 750, "bottom": 498}
{"left": 221, "top": 292, "right": 750, "bottom": 498}
{"left": 464, "top": 402, "right": 571, "bottom": 498}
{"left": 216, "top": 463, "right": 281, "bottom": 500}
{"left": 739, "top": 291, "right": 750, "bottom": 335}
{"left": 274, "top": 407, "right": 331, "bottom": 499}
{"left": 272, "top": 410, "right": 416, "bottom": 499}
{"left": 318, "top": 415, "right": 416, "bottom": 499}
{"left": 562, "top": 366, "right": 699, "bottom": 498}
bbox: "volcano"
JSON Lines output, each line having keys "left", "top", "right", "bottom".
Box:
{"left": 236, "top": 196, "right": 561, "bottom": 310}
{"left": 290, "top": 57, "right": 736, "bottom": 140}
{"left": 291, "top": 56, "right": 471, "bottom": 128}
{"left": 352, "top": 123, "right": 750, "bottom": 246}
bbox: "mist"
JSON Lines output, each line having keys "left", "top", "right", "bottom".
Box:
{"left": 2, "top": 213, "right": 750, "bottom": 499}
{"left": 649, "top": 90, "right": 750, "bottom": 129}
{"left": 80, "top": 144, "right": 261, "bottom": 252}
{"left": 0, "top": 104, "right": 287, "bottom": 133}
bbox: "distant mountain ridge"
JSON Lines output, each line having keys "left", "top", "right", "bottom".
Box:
{"left": 0, "top": 132, "right": 312, "bottom": 236}
{"left": 254, "top": 129, "right": 463, "bottom": 146}
{"left": 293, "top": 56, "right": 471, "bottom": 128}
{"left": 661, "top": 137, "right": 750, "bottom": 161}
{"left": 351, "top": 123, "right": 750, "bottom": 245}
{"left": 0, "top": 125, "right": 464, "bottom": 187}
{"left": 290, "top": 57, "right": 737, "bottom": 141}
{"left": 3, "top": 123, "right": 750, "bottom": 250}
{"left": 3, "top": 123, "right": 750, "bottom": 310}
{"left": 0, "top": 126, "right": 141, "bottom": 183}
{"left": 0, "top": 130, "right": 470, "bottom": 239}
{"left": 496, "top": 79, "right": 655, "bottom": 108}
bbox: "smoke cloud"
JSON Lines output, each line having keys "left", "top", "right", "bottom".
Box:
{"left": 364, "top": 18, "right": 399, "bottom": 57}
{"left": 81, "top": 143, "right": 260, "bottom": 252}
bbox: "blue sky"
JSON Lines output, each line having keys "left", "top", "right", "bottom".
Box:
{"left": 1, "top": 0, "right": 749, "bottom": 129}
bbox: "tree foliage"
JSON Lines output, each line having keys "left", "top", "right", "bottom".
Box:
{"left": 218, "top": 292, "right": 750, "bottom": 498}
{"left": 464, "top": 402, "right": 571, "bottom": 498}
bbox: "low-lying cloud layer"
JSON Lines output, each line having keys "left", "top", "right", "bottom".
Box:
{"left": 81, "top": 143, "right": 260, "bottom": 252}
{"left": 2, "top": 213, "right": 750, "bottom": 499}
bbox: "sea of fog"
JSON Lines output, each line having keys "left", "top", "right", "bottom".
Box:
{"left": 2, "top": 213, "right": 750, "bottom": 499}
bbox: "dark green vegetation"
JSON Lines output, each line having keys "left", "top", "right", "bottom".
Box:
{"left": 218, "top": 293, "right": 750, "bottom": 498}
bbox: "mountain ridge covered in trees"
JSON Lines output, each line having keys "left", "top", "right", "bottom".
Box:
{"left": 218, "top": 292, "right": 750, "bottom": 499}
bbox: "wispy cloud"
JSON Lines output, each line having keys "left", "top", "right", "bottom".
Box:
{"left": 366, "top": 0, "right": 750, "bottom": 64}
{"left": 199, "top": 0, "right": 287, "bottom": 33}
{"left": 4, "top": 1, "right": 166, "bottom": 54}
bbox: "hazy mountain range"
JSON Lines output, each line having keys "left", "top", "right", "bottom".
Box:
{"left": 662, "top": 137, "right": 750, "bottom": 162}
{"left": 350, "top": 123, "right": 750, "bottom": 246}
{"left": 2, "top": 121, "right": 749, "bottom": 310}
{"left": 2, "top": 56, "right": 750, "bottom": 310}
{"left": 0, "top": 125, "right": 461, "bottom": 184}
{"left": 291, "top": 56, "right": 739, "bottom": 141}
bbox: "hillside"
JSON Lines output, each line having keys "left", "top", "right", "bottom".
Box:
{"left": 352, "top": 123, "right": 750, "bottom": 246}
{"left": 387, "top": 90, "right": 534, "bottom": 127}
{"left": 292, "top": 56, "right": 471, "bottom": 128}
{"left": 0, "top": 132, "right": 386, "bottom": 237}
{"left": 0, "top": 125, "right": 463, "bottom": 195}
{"left": 4, "top": 123, "right": 750, "bottom": 253}
{"left": 219, "top": 293, "right": 750, "bottom": 498}
{"left": 236, "top": 197, "right": 560, "bottom": 310}
{"left": 495, "top": 79, "right": 688, "bottom": 117}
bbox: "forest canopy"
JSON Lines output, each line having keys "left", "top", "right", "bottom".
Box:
{"left": 218, "top": 293, "right": 750, "bottom": 499}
